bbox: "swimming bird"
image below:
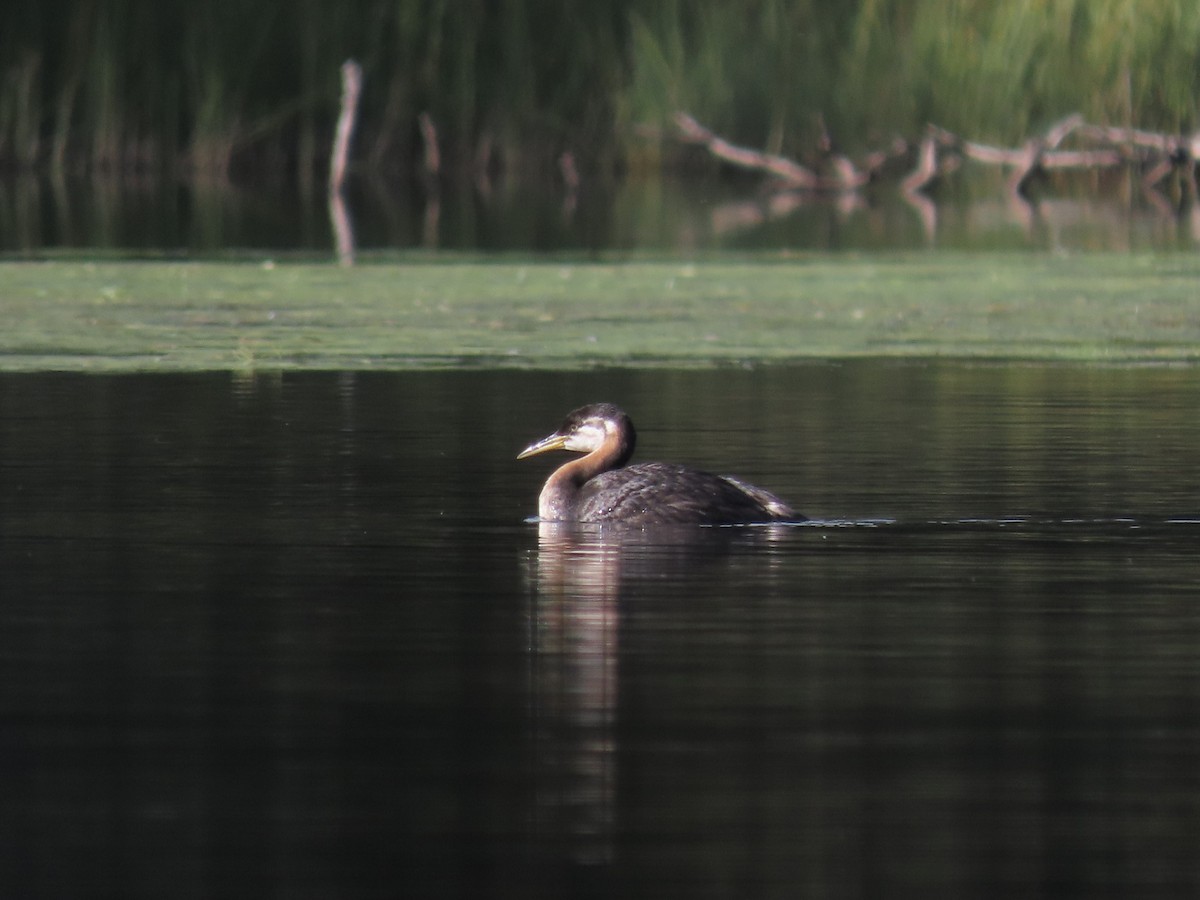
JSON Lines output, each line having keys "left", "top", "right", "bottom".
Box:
{"left": 518, "top": 403, "right": 798, "bottom": 525}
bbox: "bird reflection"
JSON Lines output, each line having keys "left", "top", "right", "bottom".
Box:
{"left": 527, "top": 522, "right": 621, "bottom": 865}
{"left": 525, "top": 520, "right": 791, "bottom": 865}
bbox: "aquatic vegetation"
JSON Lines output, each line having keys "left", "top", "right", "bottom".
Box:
{"left": 0, "top": 254, "right": 1197, "bottom": 371}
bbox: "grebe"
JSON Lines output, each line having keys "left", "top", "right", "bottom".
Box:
{"left": 518, "top": 403, "right": 799, "bottom": 525}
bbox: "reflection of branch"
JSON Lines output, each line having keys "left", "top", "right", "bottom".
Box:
{"left": 417, "top": 112, "right": 442, "bottom": 248}
{"left": 559, "top": 151, "right": 580, "bottom": 220}
{"left": 900, "top": 186, "right": 937, "bottom": 243}
{"left": 707, "top": 189, "right": 860, "bottom": 237}
{"left": 422, "top": 187, "right": 440, "bottom": 250}
{"left": 901, "top": 133, "right": 942, "bottom": 195}
{"left": 328, "top": 190, "right": 355, "bottom": 266}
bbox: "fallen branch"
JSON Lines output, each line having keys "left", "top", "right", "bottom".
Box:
{"left": 922, "top": 115, "right": 1192, "bottom": 195}
{"left": 674, "top": 112, "right": 823, "bottom": 189}
{"left": 674, "top": 110, "right": 1197, "bottom": 202}
{"left": 901, "top": 132, "right": 941, "bottom": 195}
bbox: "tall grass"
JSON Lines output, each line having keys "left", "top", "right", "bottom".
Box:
{"left": 623, "top": 2, "right": 854, "bottom": 160}
{"left": 837, "top": 0, "right": 1200, "bottom": 143}
{"left": 1, "top": 0, "right": 1196, "bottom": 177}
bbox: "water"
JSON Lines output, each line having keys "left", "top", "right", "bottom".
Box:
{"left": 2, "top": 364, "right": 1199, "bottom": 898}
{"left": 4, "top": 172, "right": 1198, "bottom": 255}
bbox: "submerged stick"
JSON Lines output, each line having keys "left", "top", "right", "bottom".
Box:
{"left": 419, "top": 112, "right": 440, "bottom": 178}
{"left": 329, "top": 60, "right": 362, "bottom": 266}
{"left": 329, "top": 60, "right": 362, "bottom": 194}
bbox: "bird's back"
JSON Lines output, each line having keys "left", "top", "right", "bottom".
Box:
{"left": 574, "top": 462, "right": 796, "bottom": 525}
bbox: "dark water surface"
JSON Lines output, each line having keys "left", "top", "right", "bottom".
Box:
{"left": 2, "top": 364, "right": 1199, "bottom": 898}
{"left": 5, "top": 172, "right": 1198, "bottom": 256}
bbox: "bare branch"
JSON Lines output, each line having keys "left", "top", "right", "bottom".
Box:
{"left": 669, "top": 110, "right": 1197, "bottom": 206}
{"left": 674, "top": 113, "right": 821, "bottom": 188}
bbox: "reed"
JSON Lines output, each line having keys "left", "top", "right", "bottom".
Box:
{"left": 623, "top": 2, "right": 854, "bottom": 162}
{"left": 839, "top": 0, "right": 1200, "bottom": 143}
{"left": 1, "top": 0, "right": 1195, "bottom": 176}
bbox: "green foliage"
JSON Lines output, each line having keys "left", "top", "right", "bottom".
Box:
{"left": 624, "top": 1, "right": 854, "bottom": 157}
{"left": 840, "top": 0, "right": 1200, "bottom": 142}
{"left": 1, "top": 0, "right": 1197, "bottom": 174}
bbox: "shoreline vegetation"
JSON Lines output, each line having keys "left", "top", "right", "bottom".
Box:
{"left": 3, "top": 4, "right": 1196, "bottom": 374}
{"left": 2, "top": 255, "right": 1197, "bottom": 372}
{"left": 3, "top": 1, "right": 1198, "bottom": 190}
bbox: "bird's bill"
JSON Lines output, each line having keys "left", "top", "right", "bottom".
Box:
{"left": 517, "top": 431, "right": 569, "bottom": 459}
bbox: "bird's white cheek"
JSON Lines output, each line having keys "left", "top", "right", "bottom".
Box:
{"left": 564, "top": 423, "right": 607, "bottom": 452}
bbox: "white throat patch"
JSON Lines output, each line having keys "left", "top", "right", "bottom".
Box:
{"left": 563, "top": 421, "right": 608, "bottom": 453}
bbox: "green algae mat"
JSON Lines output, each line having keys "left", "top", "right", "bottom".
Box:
{"left": 2, "top": 254, "right": 1197, "bottom": 371}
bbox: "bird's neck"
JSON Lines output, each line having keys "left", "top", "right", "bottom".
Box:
{"left": 538, "top": 447, "right": 618, "bottom": 521}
